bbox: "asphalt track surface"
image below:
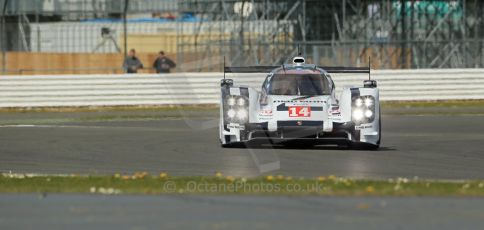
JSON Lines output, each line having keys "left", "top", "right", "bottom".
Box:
{"left": 2, "top": 110, "right": 484, "bottom": 229}
{"left": 1, "top": 194, "right": 484, "bottom": 230}
{"left": 1, "top": 110, "right": 484, "bottom": 179}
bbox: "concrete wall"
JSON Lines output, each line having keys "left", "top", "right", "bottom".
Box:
{"left": 1, "top": 69, "right": 483, "bottom": 107}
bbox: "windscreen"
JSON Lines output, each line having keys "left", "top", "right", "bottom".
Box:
{"left": 268, "top": 74, "right": 330, "bottom": 96}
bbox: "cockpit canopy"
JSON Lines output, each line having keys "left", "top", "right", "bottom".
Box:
{"left": 265, "top": 73, "right": 331, "bottom": 96}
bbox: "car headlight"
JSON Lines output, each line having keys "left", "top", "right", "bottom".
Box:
{"left": 364, "top": 98, "right": 374, "bottom": 107}
{"left": 352, "top": 95, "right": 376, "bottom": 123}
{"left": 236, "top": 109, "right": 248, "bottom": 120}
{"left": 237, "top": 98, "right": 246, "bottom": 106}
{"left": 353, "top": 109, "right": 364, "bottom": 120}
{"left": 224, "top": 95, "right": 249, "bottom": 123}
{"left": 227, "top": 97, "right": 236, "bottom": 106}
{"left": 365, "top": 110, "right": 373, "bottom": 118}
{"left": 355, "top": 98, "right": 363, "bottom": 107}
{"left": 227, "top": 109, "right": 236, "bottom": 118}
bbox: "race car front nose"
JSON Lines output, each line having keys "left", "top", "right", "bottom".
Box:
{"left": 275, "top": 121, "right": 325, "bottom": 138}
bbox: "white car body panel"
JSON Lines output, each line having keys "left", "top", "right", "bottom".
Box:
{"left": 219, "top": 59, "right": 381, "bottom": 149}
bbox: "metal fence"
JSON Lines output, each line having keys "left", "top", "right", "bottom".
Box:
{"left": 176, "top": 0, "right": 484, "bottom": 69}
{"left": 0, "top": 0, "right": 177, "bottom": 16}
{"left": 2, "top": 0, "right": 484, "bottom": 74}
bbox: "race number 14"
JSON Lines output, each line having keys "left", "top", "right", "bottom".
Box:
{"left": 289, "top": 106, "right": 311, "bottom": 117}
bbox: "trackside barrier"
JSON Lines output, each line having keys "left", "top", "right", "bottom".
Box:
{"left": 1, "top": 69, "right": 484, "bottom": 107}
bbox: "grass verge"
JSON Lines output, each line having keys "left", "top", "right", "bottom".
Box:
{"left": 2, "top": 173, "right": 484, "bottom": 196}
{"left": 0, "top": 100, "right": 483, "bottom": 125}
{"left": 381, "top": 100, "right": 484, "bottom": 109}
{"left": 1, "top": 100, "right": 483, "bottom": 113}
{"left": 0, "top": 104, "right": 219, "bottom": 113}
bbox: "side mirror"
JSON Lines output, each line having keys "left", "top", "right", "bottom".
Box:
{"left": 364, "top": 80, "right": 377, "bottom": 88}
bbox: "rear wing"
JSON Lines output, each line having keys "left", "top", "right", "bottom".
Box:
{"left": 221, "top": 56, "right": 373, "bottom": 85}
{"left": 224, "top": 66, "right": 370, "bottom": 74}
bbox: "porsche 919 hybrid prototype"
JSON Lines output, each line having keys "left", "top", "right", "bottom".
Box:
{"left": 219, "top": 56, "right": 381, "bottom": 149}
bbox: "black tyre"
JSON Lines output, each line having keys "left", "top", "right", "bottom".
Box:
{"left": 350, "top": 141, "right": 379, "bottom": 150}
{"left": 221, "top": 142, "right": 246, "bottom": 148}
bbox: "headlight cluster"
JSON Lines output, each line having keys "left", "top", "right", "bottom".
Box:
{"left": 225, "top": 96, "right": 249, "bottom": 123}
{"left": 352, "top": 96, "right": 376, "bottom": 123}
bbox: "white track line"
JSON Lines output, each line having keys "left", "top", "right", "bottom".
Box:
{"left": 0, "top": 124, "right": 107, "bottom": 129}
{"left": 0, "top": 124, "right": 184, "bottom": 132}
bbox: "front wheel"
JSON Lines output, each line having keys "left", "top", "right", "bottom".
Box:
{"left": 221, "top": 141, "right": 247, "bottom": 148}
{"left": 349, "top": 142, "right": 379, "bottom": 150}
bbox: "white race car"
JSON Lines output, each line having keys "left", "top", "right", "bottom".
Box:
{"left": 219, "top": 56, "right": 381, "bottom": 150}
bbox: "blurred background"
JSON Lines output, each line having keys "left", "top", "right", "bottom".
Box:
{"left": 0, "top": 0, "right": 482, "bottom": 74}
